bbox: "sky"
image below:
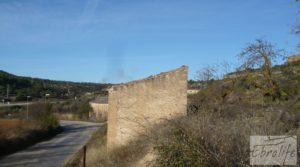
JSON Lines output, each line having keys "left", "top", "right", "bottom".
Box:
{"left": 0, "top": 0, "right": 299, "bottom": 83}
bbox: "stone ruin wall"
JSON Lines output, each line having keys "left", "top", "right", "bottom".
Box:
{"left": 107, "top": 66, "right": 188, "bottom": 150}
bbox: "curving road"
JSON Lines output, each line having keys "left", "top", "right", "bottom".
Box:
{"left": 0, "top": 120, "right": 103, "bottom": 167}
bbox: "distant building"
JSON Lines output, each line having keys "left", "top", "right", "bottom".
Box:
{"left": 287, "top": 54, "right": 300, "bottom": 63}
{"left": 187, "top": 89, "right": 200, "bottom": 95}
{"left": 89, "top": 96, "right": 108, "bottom": 121}
{"left": 84, "top": 92, "right": 94, "bottom": 96}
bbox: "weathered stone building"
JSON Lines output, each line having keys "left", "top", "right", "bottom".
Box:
{"left": 89, "top": 97, "right": 108, "bottom": 121}
{"left": 107, "top": 66, "right": 188, "bottom": 150}
{"left": 187, "top": 89, "right": 200, "bottom": 95}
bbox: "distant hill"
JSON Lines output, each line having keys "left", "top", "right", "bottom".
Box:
{"left": 0, "top": 70, "right": 111, "bottom": 101}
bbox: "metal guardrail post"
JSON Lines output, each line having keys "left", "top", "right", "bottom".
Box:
{"left": 83, "top": 145, "right": 86, "bottom": 167}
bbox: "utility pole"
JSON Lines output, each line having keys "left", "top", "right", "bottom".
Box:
{"left": 45, "top": 94, "right": 50, "bottom": 104}
{"left": 6, "top": 84, "right": 9, "bottom": 98}
{"left": 83, "top": 145, "right": 86, "bottom": 167}
{"left": 26, "top": 96, "right": 31, "bottom": 120}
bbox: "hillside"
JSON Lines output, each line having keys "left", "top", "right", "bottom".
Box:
{"left": 223, "top": 61, "right": 300, "bottom": 98}
{"left": 0, "top": 70, "right": 111, "bottom": 101}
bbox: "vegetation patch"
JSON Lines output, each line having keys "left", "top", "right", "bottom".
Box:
{"left": 63, "top": 123, "right": 152, "bottom": 167}
{"left": 0, "top": 103, "right": 62, "bottom": 157}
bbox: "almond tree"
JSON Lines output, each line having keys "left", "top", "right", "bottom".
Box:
{"left": 238, "top": 39, "right": 285, "bottom": 100}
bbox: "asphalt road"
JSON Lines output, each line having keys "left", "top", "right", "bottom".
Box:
{"left": 0, "top": 102, "right": 36, "bottom": 108}
{"left": 0, "top": 120, "right": 102, "bottom": 167}
{"left": 0, "top": 101, "right": 66, "bottom": 108}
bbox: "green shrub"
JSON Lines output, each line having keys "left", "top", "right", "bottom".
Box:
{"left": 39, "top": 104, "right": 59, "bottom": 131}
{"left": 77, "top": 102, "right": 92, "bottom": 120}
{"left": 40, "top": 113, "right": 59, "bottom": 131}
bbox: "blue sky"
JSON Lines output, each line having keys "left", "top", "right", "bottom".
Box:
{"left": 0, "top": 0, "right": 299, "bottom": 83}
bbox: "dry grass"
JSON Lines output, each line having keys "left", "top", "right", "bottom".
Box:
{"left": 63, "top": 123, "right": 151, "bottom": 167}
{"left": 63, "top": 102, "right": 300, "bottom": 167}
{"left": 0, "top": 118, "right": 41, "bottom": 157}
{"left": 54, "top": 113, "right": 76, "bottom": 121}
{"left": 63, "top": 105, "right": 300, "bottom": 167}
{"left": 0, "top": 119, "right": 39, "bottom": 139}
{"left": 63, "top": 124, "right": 107, "bottom": 167}
{"left": 152, "top": 102, "right": 300, "bottom": 167}
{"left": 0, "top": 118, "right": 62, "bottom": 157}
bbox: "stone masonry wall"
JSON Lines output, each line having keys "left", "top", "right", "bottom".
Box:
{"left": 107, "top": 66, "right": 188, "bottom": 150}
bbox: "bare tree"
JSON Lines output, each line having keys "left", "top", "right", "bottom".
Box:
{"left": 220, "top": 61, "right": 234, "bottom": 79}
{"left": 195, "top": 65, "right": 218, "bottom": 82}
{"left": 238, "top": 39, "right": 285, "bottom": 100}
{"left": 293, "top": 0, "right": 300, "bottom": 47}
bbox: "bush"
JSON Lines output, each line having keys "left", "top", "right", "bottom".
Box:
{"left": 38, "top": 104, "right": 59, "bottom": 131}
{"left": 40, "top": 113, "right": 59, "bottom": 131}
{"left": 77, "top": 102, "right": 92, "bottom": 120}
{"left": 153, "top": 105, "right": 299, "bottom": 167}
